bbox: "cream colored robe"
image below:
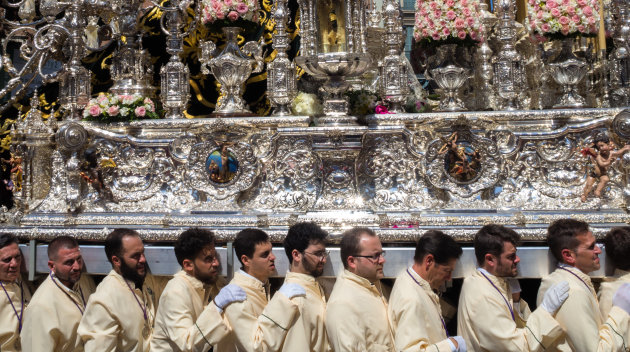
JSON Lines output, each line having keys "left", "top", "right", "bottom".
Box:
{"left": 599, "top": 269, "right": 630, "bottom": 318}
{"left": 255, "top": 271, "right": 331, "bottom": 352}
{"left": 21, "top": 273, "right": 95, "bottom": 352}
{"left": 537, "top": 265, "right": 629, "bottom": 352}
{"left": 223, "top": 270, "right": 274, "bottom": 352}
{"left": 458, "top": 269, "right": 563, "bottom": 352}
{"left": 151, "top": 270, "right": 234, "bottom": 352}
{"left": 78, "top": 270, "right": 167, "bottom": 352}
{"left": 388, "top": 268, "right": 454, "bottom": 352}
{"left": 0, "top": 280, "right": 31, "bottom": 352}
{"left": 325, "top": 269, "right": 395, "bottom": 352}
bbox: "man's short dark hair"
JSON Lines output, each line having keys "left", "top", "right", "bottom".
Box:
{"left": 104, "top": 228, "right": 141, "bottom": 264}
{"left": 48, "top": 236, "right": 79, "bottom": 261}
{"left": 284, "top": 222, "right": 328, "bottom": 264}
{"left": 174, "top": 228, "right": 216, "bottom": 266}
{"left": 593, "top": 134, "right": 610, "bottom": 150}
{"left": 547, "top": 219, "right": 590, "bottom": 263}
{"left": 234, "top": 228, "right": 269, "bottom": 266}
{"left": 340, "top": 227, "right": 377, "bottom": 269}
{"left": 414, "top": 230, "right": 462, "bottom": 265}
{"left": 604, "top": 227, "right": 630, "bottom": 271}
{"left": 474, "top": 224, "right": 520, "bottom": 266}
{"left": 0, "top": 233, "right": 18, "bottom": 249}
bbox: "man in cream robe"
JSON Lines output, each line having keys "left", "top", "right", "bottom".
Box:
{"left": 21, "top": 236, "right": 96, "bottom": 351}
{"left": 0, "top": 233, "right": 31, "bottom": 352}
{"left": 78, "top": 228, "right": 168, "bottom": 352}
{"left": 458, "top": 224, "right": 569, "bottom": 352}
{"left": 389, "top": 230, "right": 466, "bottom": 352}
{"left": 255, "top": 222, "right": 331, "bottom": 352}
{"left": 152, "top": 228, "right": 245, "bottom": 352}
{"left": 326, "top": 227, "right": 395, "bottom": 352}
{"left": 224, "top": 228, "right": 298, "bottom": 352}
{"left": 537, "top": 219, "right": 630, "bottom": 352}
{"left": 599, "top": 227, "right": 630, "bottom": 319}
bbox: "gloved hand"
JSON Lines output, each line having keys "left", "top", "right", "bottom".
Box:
{"left": 540, "top": 281, "right": 570, "bottom": 314}
{"left": 452, "top": 336, "right": 467, "bottom": 352}
{"left": 612, "top": 282, "right": 630, "bottom": 315}
{"left": 278, "top": 283, "right": 306, "bottom": 299}
{"left": 213, "top": 284, "right": 247, "bottom": 313}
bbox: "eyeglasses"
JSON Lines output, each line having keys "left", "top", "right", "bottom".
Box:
{"left": 353, "top": 251, "right": 386, "bottom": 261}
{"left": 303, "top": 250, "right": 330, "bottom": 261}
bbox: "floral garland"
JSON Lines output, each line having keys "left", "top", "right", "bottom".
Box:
{"left": 83, "top": 93, "right": 160, "bottom": 122}
{"left": 526, "top": 0, "right": 600, "bottom": 38}
{"left": 414, "top": 0, "right": 484, "bottom": 46}
{"left": 201, "top": 0, "right": 259, "bottom": 24}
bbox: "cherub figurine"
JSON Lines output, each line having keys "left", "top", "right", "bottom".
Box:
{"left": 80, "top": 148, "right": 115, "bottom": 201}
{"left": 580, "top": 134, "right": 630, "bottom": 202}
{"left": 1, "top": 155, "right": 23, "bottom": 192}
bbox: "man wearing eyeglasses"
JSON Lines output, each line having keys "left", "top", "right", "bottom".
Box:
{"left": 254, "top": 222, "right": 331, "bottom": 352}
{"left": 388, "top": 230, "right": 466, "bottom": 352}
{"left": 326, "top": 227, "right": 395, "bottom": 352}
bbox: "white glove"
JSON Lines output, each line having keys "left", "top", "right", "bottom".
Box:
{"left": 452, "top": 336, "right": 467, "bottom": 352}
{"left": 612, "top": 282, "right": 630, "bottom": 315}
{"left": 213, "top": 284, "right": 247, "bottom": 313}
{"left": 278, "top": 283, "right": 306, "bottom": 299}
{"left": 508, "top": 278, "right": 522, "bottom": 294}
{"left": 540, "top": 281, "right": 570, "bottom": 314}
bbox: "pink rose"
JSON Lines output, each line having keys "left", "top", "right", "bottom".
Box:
{"left": 443, "top": 27, "right": 451, "bottom": 36}
{"left": 455, "top": 18, "right": 466, "bottom": 29}
{"left": 572, "top": 15, "right": 580, "bottom": 23}
{"left": 461, "top": 0, "right": 468, "bottom": 6}
{"left": 445, "top": 0, "right": 455, "bottom": 7}
{"left": 577, "top": 25, "right": 585, "bottom": 32}
{"left": 457, "top": 30, "right": 467, "bottom": 40}
{"left": 224, "top": 0, "right": 232, "bottom": 6}
{"left": 561, "top": 28, "right": 569, "bottom": 35}
{"left": 577, "top": 0, "right": 587, "bottom": 5}
{"left": 446, "top": 10, "right": 456, "bottom": 20}
{"left": 541, "top": 23, "right": 551, "bottom": 32}
{"left": 228, "top": 11, "right": 239, "bottom": 21}
{"left": 97, "top": 94, "right": 108, "bottom": 105}
{"left": 463, "top": 8, "right": 471, "bottom": 17}
{"left": 528, "top": 0, "right": 535, "bottom": 4}
{"left": 107, "top": 106, "right": 119, "bottom": 116}
{"left": 587, "top": 16, "right": 596, "bottom": 24}
{"left": 89, "top": 105, "right": 101, "bottom": 117}
{"left": 431, "top": 32, "right": 441, "bottom": 40}
{"left": 429, "top": 1, "right": 438, "bottom": 10}
{"left": 566, "top": 6, "right": 575, "bottom": 14}
{"left": 434, "top": 10, "right": 442, "bottom": 18}
{"left": 134, "top": 106, "right": 146, "bottom": 117}
{"left": 470, "top": 31, "right": 478, "bottom": 40}
{"left": 467, "top": 17, "right": 475, "bottom": 26}
{"left": 375, "top": 105, "right": 389, "bottom": 114}
{"left": 546, "top": 0, "right": 557, "bottom": 8}
{"left": 422, "top": 28, "right": 429, "bottom": 37}
{"left": 551, "top": 8, "right": 561, "bottom": 17}
{"left": 537, "top": 10, "right": 544, "bottom": 19}
{"left": 559, "top": 16, "right": 569, "bottom": 25}
{"left": 216, "top": 10, "right": 225, "bottom": 19}
{"left": 236, "top": 3, "right": 248, "bottom": 14}
{"left": 583, "top": 6, "right": 593, "bottom": 16}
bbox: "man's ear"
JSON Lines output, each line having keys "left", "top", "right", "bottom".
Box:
{"left": 182, "top": 258, "right": 194, "bottom": 272}
{"left": 484, "top": 253, "right": 496, "bottom": 268}
{"left": 112, "top": 255, "right": 121, "bottom": 269}
{"left": 347, "top": 256, "right": 357, "bottom": 270}
{"left": 47, "top": 260, "right": 54, "bottom": 272}
{"left": 291, "top": 249, "right": 302, "bottom": 265}
{"left": 424, "top": 254, "right": 435, "bottom": 270}
{"left": 240, "top": 254, "right": 250, "bottom": 270}
{"left": 561, "top": 248, "right": 576, "bottom": 266}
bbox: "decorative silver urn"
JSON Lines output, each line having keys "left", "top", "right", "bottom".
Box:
{"left": 294, "top": 0, "right": 372, "bottom": 125}
{"left": 200, "top": 27, "right": 264, "bottom": 116}
{"left": 548, "top": 39, "right": 588, "bottom": 108}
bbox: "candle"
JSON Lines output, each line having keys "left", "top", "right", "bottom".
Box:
{"left": 597, "top": 0, "right": 606, "bottom": 51}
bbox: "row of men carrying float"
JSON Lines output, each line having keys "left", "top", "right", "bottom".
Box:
{"left": 0, "top": 220, "right": 629, "bottom": 352}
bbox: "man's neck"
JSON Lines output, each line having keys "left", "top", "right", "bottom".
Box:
{"left": 53, "top": 271, "right": 74, "bottom": 289}
{"left": 241, "top": 269, "right": 267, "bottom": 283}
{"left": 480, "top": 265, "right": 497, "bottom": 277}
{"left": 289, "top": 263, "right": 310, "bottom": 276}
{"left": 411, "top": 262, "right": 428, "bottom": 281}
{"left": 559, "top": 262, "right": 587, "bottom": 274}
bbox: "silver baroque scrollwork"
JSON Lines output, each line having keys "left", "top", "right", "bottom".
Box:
{"left": 357, "top": 134, "right": 434, "bottom": 210}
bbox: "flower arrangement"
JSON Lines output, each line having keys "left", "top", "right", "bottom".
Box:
{"left": 346, "top": 90, "right": 379, "bottom": 116}
{"left": 414, "top": 0, "right": 484, "bottom": 46}
{"left": 291, "top": 92, "right": 323, "bottom": 116}
{"left": 526, "top": 0, "right": 600, "bottom": 38}
{"left": 83, "top": 93, "right": 160, "bottom": 122}
{"left": 201, "top": 0, "right": 259, "bottom": 25}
